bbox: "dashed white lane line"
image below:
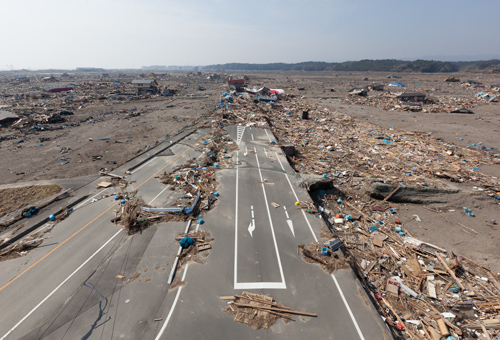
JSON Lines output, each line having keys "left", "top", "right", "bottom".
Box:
{"left": 275, "top": 151, "right": 317, "bottom": 242}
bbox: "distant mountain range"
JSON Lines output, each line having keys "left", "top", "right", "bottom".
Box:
{"left": 202, "top": 59, "right": 500, "bottom": 73}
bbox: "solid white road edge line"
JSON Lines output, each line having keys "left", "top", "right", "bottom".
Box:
{"left": 275, "top": 151, "right": 286, "bottom": 171}
{"left": 132, "top": 156, "right": 157, "bottom": 174}
{"left": 74, "top": 188, "right": 108, "bottom": 210}
{"left": 331, "top": 274, "right": 366, "bottom": 340}
{"left": 254, "top": 148, "right": 286, "bottom": 288}
{"left": 234, "top": 152, "right": 239, "bottom": 288}
{"left": 154, "top": 263, "right": 190, "bottom": 340}
{"left": 0, "top": 229, "right": 123, "bottom": 340}
{"left": 148, "top": 186, "right": 170, "bottom": 205}
{"left": 264, "top": 129, "right": 272, "bottom": 143}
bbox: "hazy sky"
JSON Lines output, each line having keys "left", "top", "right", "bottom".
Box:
{"left": 2, "top": 0, "right": 499, "bottom": 69}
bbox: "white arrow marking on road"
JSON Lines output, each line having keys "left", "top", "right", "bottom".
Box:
{"left": 248, "top": 206, "right": 255, "bottom": 237}
{"left": 287, "top": 219, "right": 295, "bottom": 237}
{"left": 244, "top": 147, "right": 248, "bottom": 157}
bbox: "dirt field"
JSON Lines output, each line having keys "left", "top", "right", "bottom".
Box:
{"left": 0, "top": 72, "right": 222, "bottom": 185}
{"left": 1, "top": 70, "right": 499, "bottom": 272}
{"left": 0, "top": 184, "right": 62, "bottom": 217}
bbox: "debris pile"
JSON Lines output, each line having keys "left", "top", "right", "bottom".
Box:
{"left": 206, "top": 94, "right": 499, "bottom": 196}
{"left": 153, "top": 127, "right": 238, "bottom": 213}
{"left": 306, "top": 182, "right": 500, "bottom": 339}
{"left": 200, "top": 89, "right": 500, "bottom": 339}
{"left": 331, "top": 214, "right": 500, "bottom": 339}
{"left": 338, "top": 91, "right": 496, "bottom": 112}
{"left": 111, "top": 190, "right": 191, "bottom": 233}
{"left": 157, "top": 164, "right": 219, "bottom": 212}
{"left": 176, "top": 229, "right": 213, "bottom": 267}
{"left": 299, "top": 242, "right": 350, "bottom": 274}
{"left": 0, "top": 224, "right": 54, "bottom": 261}
{"left": 222, "top": 291, "right": 316, "bottom": 330}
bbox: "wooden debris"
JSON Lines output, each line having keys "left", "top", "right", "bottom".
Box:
{"left": 223, "top": 292, "right": 315, "bottom": 330}
{"left": 382, "top": 185, "right": 401, "bottom": 202}
{"left": 100, "top": 171, "right": 124, "bottom": 179}
{"left": 97, "top": 181, "right": 113, "bottom": 188}
{"left": 231, "top": 303, "right": 317, "bottom": 317}
{"left": 435, "top": 252, "right": 465, "bottom": 290}
{"left": 196, "top": 242, "right": 211, "bottom": 252}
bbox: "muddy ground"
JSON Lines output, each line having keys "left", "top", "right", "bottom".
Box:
{"left": 1, "top": 70, "right": 499, "bottom": 272}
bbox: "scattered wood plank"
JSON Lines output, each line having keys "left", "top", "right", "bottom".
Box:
{"left": 196, "top": 242, "right": 211, "bottom": 252}
{"left": 382, "top": 185, "right": 401, "bottom": 202}
{"left": 98, "top": 181, "right": 113, "bottom": 188}
{"left": 220, "top": 296, "right": 235, "bottom": 300}
{"left": 231, "top": 302, "right": 317, "bottom": 317}
{"left": 435, "top": 252, "right": 465, "bottom": 290}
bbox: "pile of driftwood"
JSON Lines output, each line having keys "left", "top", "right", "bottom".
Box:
{"left": 222, "top": 291, "right": 316, "bottom": 330}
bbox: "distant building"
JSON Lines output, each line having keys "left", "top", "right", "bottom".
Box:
{"left": 132, "top": 79, "right": 159, "bottom": 94}
{"left": 397, "top": 92, "right": 426, "bottom": 102}
{"left": 228, "top": 78, "right": 245, "bottom": 91}
{"left": 142, "top": 65, "right": 167, "bottom": 71}
{"left": 76, "top": 67, "right": 105, "bottom": 72}
{"left": 13, "top": 76, "right": 30, "bottom": 83}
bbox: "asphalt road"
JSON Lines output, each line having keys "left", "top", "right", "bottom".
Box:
{"left": 0, "top": 129, "right": 210, "bottom": 340}
{"left": 0, "top": 126, "right": 391, "bottom": 340}
{"left": 152, "top": 126, "right": 390, "bottom": 340}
